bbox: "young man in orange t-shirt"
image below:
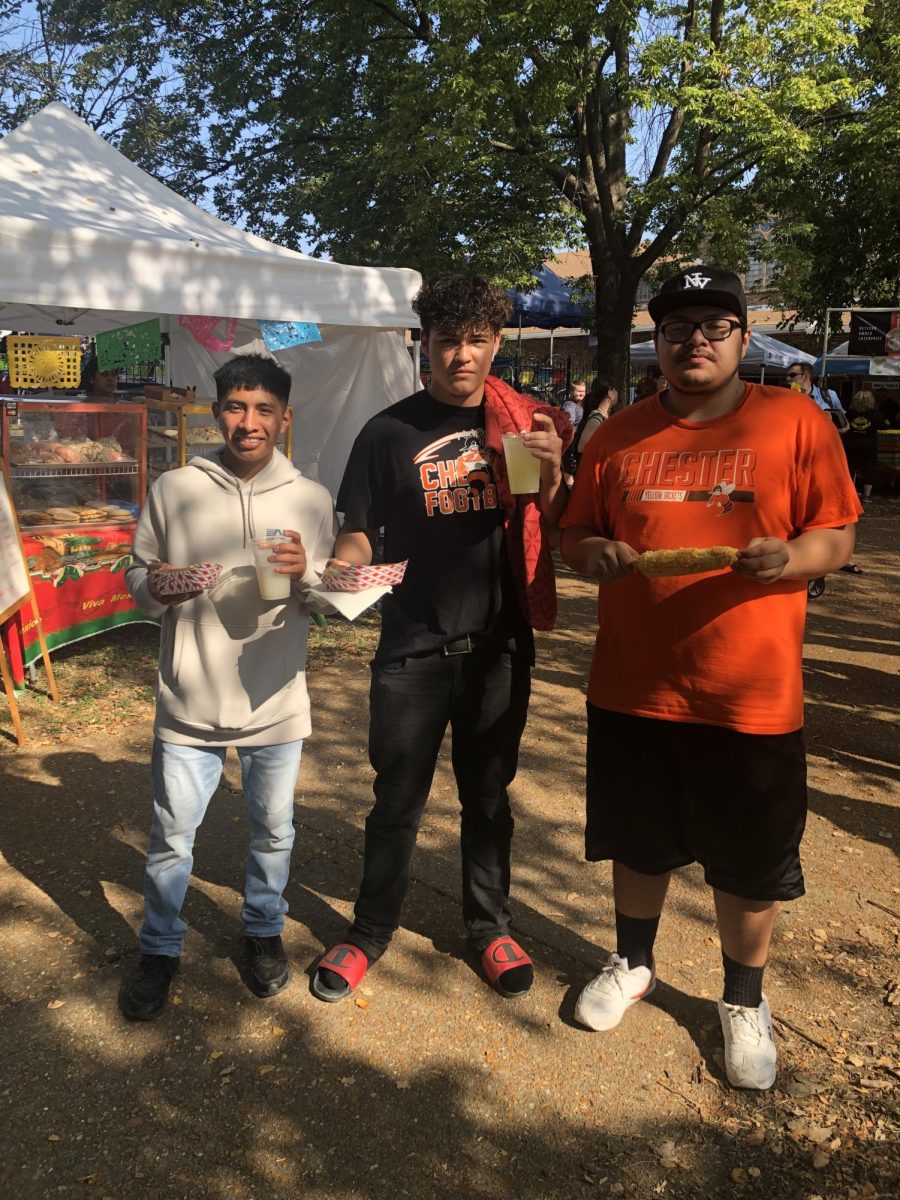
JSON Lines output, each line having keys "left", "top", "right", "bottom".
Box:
{"left": 559, "top": 267, "right": 861, "bottom": 1090}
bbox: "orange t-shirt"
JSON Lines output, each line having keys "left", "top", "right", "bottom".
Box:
{"left": 559, "top": 384, "right": 862, "bottom": 734}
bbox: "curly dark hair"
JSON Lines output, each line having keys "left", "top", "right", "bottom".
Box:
{"left": 412, "top": 274, "right": 512, "bottom": 336}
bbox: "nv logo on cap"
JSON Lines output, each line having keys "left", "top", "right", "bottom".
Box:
{"left": 683, "top": 271, "right": 711, "bottom": 289}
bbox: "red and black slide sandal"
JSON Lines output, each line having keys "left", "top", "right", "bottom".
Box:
{"left": 481, "top": 936, "right": 534, "bottom": 998}
{"left": 311, "top": 943, "right": 368, "bottom": 1003}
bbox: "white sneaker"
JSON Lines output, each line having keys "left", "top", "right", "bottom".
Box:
{"left": 717, "top": 995, "right": 777, "bottom": 1089}
{"left": 575, "top": 953, "right": 656, "bottom": 1031}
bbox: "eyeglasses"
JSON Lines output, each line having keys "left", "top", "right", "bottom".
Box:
{"left": 785, "top": 371, "right": 805, "bottom": 380}
{"left": 658, "top": 318, "right": 745, "bottom": 343}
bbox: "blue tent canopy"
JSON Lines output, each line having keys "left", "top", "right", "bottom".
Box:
{"left": 508, "top": 266, "right": 585, "bottom": 330}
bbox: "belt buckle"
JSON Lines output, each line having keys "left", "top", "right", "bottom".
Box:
{"left": 441, "top": 635, "right": 472, "bottom": 657}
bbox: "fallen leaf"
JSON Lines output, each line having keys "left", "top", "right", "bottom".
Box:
{"left": 339, "top": 1075, "right": 355, "bottom": 1086}
{"left": 812, "top": 1151, "right": 830, "bottom": 1169}
{"left": 747, "top": 1167, "right": 761, "bottom": 1179}
{"left": 47, "top": 1000, "right": 65, "bottom": 1010}
{"left": 257, "top": 1065, "right": 276, "bottom": 1076}
{"left": 210, "top": 1050, "right": 224, "bottom": 1061}
{"left": 219, "top": 1065, "right": 235, "bottom": 1077}
{"left": 354, "top": 997, "right": 369, "bottom": 1009}
{"left": 47, "top": 1134, "right": 60, "bottom": 1142}
{"left": 806, "top": 1126, "right": 835, "bottom": 1145}
{"left": 272, "top": 1026, "right": 286, "bottom": 1037}
{"left": 745, "top": 1129, "right": 765, "bottom": 1146}
{"left": 731, "top": 1167, "right": 748, "bottom": 1184}
{"left": 846, "top": 1054, "right": 865, "bottom": 1067}
{"left": 783, "top": 1074, "right": 828, "bottom": 1099}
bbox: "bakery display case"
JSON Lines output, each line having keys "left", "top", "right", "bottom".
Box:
{"left": 0, "top": 398, "right": 154, "bottom": 682}
{"left": 1, "top": 399, "right": 147, "bottom": 531}
{"left": 144, "top": 396, "right": 292, "bottom": 480}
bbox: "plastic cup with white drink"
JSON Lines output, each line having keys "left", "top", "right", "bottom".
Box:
{"left": 251, "top": 530, "right": 292, "bottom": 600}
{"left": 501, "top": 431, "right": 541, "bottom": 494}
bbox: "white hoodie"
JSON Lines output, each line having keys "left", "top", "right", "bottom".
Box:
{"left": 127, "top": 449, "right": 338, "bottom": 746}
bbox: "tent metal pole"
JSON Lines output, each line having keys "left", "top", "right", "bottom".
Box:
{"left": 516, "top": 314, "right": 522, "bottom": 389}
{"left": 821, "top": 309, "right": 833, "bottom": 385}
{"left": 760, "top": 365, "right": 765, "bottom": 384}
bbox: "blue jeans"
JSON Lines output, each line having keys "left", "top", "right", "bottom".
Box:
{"left": 140, "top": 738, "right": 302, "bottom": 957}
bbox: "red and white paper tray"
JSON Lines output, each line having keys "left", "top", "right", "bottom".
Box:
{"left": 319, "top": 560, "right": 408, "bottom": 593}
{"left": 151, "top": 562, "right": 222, "bottom": 595}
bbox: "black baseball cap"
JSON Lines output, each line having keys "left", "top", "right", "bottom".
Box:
{"left": 648, "top": 266, "right": 747, "bottom": 324}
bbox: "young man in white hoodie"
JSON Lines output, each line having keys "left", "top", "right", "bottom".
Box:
{"left": 120, "top": 354, "right": 337, "bottom": 1020}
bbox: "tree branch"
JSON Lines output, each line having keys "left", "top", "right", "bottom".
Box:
{"left": 361, "top": 0, "right": 433, "bottom": 42}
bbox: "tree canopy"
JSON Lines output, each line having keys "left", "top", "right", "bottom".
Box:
{"left": 763, "top": 2, "right": 899, "bottom": 322}
{"left": 2, "top": 0, "right": 882, "bottom": 382}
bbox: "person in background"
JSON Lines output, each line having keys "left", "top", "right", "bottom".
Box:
{"left": 785, "top": 362, "right": 848, "bottom": 430}
{"left": 844, "top": 389, "right": 885, "bottom": 504}
{"left": 576, "top": 379, "right": 617, "bottom": 457}
{"left": 560, "top": 266, "right": 861, "bottom": 1092}
{"left": 80, "top": 350, "right": 119, "bottom": 398}
{"left": 633, "top": 377, "right": 659, "bottom": 402}
{"left": 561, "top": 380, "right": 587, "bottom": 487}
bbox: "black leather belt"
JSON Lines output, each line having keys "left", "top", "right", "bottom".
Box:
{"left": 440, "top": 634, "right": 485, "bottom": 656}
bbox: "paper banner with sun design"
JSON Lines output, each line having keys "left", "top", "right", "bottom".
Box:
{"left": 7, "top": 335, "right": 82, "bottom": 389}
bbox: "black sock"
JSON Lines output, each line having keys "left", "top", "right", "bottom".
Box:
{"left": 722, "top": 952, "right": 765, "bottom": 1007}
{"left": 615, "top": 910, "right": 660, "bottom": 970}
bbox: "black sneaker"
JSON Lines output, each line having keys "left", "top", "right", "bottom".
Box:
{"left": 118, "top": 954, "right": 180, "bottom": 1021}
{"left": 242, "top": 935, "right": 290, "bottom": 997}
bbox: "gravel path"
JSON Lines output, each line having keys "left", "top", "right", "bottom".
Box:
{"left": 1, "top": 502, "right": 897, "bottom": 1199}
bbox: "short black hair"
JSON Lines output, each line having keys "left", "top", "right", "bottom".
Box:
{"left": 413, "top": 274, "right": 512, "bottom": 336}
{"left": 788, "top": 361, "right": 814, "bottom": 381}
{"left": 213, "top": 354, "right": 292, "bottom": 407}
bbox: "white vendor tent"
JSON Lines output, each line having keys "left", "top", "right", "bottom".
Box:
{"left": 630, "top": 331, "right": 815, "bottom": 370}
{"left": 0, "top": 103, "right": 422, "bottom": 496}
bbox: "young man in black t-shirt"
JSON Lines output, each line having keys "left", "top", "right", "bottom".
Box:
{"left": 312, "top": 275, "right": 567, "bottom": 1002}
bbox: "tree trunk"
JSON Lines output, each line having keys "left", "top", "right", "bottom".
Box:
{"left": 592, "top": 266, "right": 640, "bottom": 402}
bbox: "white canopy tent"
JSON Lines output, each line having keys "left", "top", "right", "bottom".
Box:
{"left": 0, "top": 103, "right": 422, "bottom": 496}
{"left": 630, "top": 331, "right": 815, "bottom": 371}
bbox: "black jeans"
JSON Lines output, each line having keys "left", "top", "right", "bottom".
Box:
{"left": 348, "top": 648, "right": 532, "bottom": 960}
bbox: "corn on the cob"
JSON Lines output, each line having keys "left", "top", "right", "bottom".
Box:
{"left": 635, "top": 546, "right": 739, "bottom": 578}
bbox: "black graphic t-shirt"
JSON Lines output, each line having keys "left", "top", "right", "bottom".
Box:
{"left": 337, "top": 391, "right": 533, "bottom": 663}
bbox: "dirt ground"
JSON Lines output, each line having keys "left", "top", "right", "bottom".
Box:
{"left": 0, "top": 501, "right": 897, "bottom": 1200}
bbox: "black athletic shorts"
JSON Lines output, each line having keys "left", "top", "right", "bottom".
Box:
{"left": 585, "top": 704, "right": 807, "bottom": 901}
